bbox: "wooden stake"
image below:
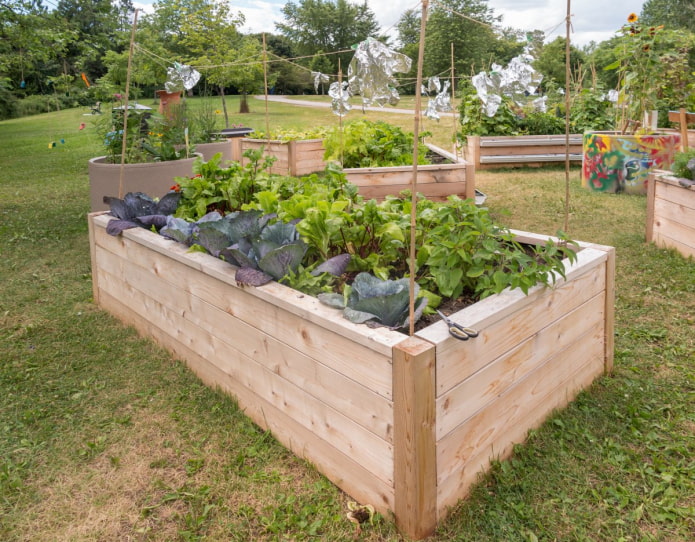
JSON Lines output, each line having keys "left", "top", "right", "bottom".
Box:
{"left": 451, "top": 42, "right": 457, "bottom": 159}
{"left": 409, "top": 0, "right": 429, "bottom": 336}
{"left": 119, "top": 9, "right": 139, "bottom": 199}
{"left": 563, "top": 0, "right": 571, "bottom": 234}
{"left": 263, "top": 33, "right": 270, "bottom": 139}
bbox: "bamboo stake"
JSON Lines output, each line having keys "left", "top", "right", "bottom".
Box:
{"left": 409, "top": 0, "right": 429, "bottom": 336}
{"left": 563, "top": 0, "right": 571, "bottom": 233}
{"left": 119, "top": 9, "right": 139, "bottom": 199}
{"left": 263, "top": 33, "right": 270, "bottom": 139}
{"left": 451, "top": 42, "right": 457, "bottom": 159}
{"left": 338, "top": 59, "right": 344, "bottom": 166}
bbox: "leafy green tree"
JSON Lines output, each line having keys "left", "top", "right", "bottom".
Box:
{"left": 53, "top": 0, "right": 121, "bottom": 79}
{"left": 534, "top": 37, "right": 586, "bottom": 89}
{"left": 423, "top": 0, "right": 505, "bottom": 76}
{"left": 641, "top": 0, "right": 695, "bottom": 33}
{"left": 179, "top": 2, "right": 266, "bottom": 120}
{"left": 276, "top": 0, "right": 381, "bottom": 74}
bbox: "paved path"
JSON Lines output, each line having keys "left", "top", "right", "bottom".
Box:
{"left": 254, "top": 94, "right": 456, "bottom": 118}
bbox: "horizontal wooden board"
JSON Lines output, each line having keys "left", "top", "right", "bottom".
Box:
{"left": 95, "top": 258, "right": 395, "bottom": 486}
{"left": 418, "top": 247, "right": 608, "bottom": 395}
{"left": 96, "top": 288, "right": 396, "bottom": 515}
{"left": 436, "top": 323, "right": 605, "bottom": 485}
{"left": 436, "top": 346, "right": 604, "bottom": 512}
{"left": 479, "top": 153, "right": 582, "bottom": 163}
{"left": 92, "top": 214, "right": 404, "bottom": 357}
{"left": 436, "top": 294, "right": 605, "bottom": 438}
{"left": 355, "top": 183, "right": 468, "bottom": 202}
{"left": 94, "top": 244, "right": 395, "bottom": 441}
{"left": 477, "top": 135, "right": 583, "bottom": 147}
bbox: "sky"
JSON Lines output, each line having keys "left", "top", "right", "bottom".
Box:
{"left": 135, "top": 0, "right": 648, "bottom": 48}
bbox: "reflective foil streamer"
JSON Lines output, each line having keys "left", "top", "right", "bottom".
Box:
{"left": 311, "top": 71, "right": 330, "bottom": 93}
{"left": 329, "top": 81, "right": 351, "bottom": 117}
{"left": 347, "top": 38, "right": 412, "bottom": 107}
{"left": 165, "top": 63, "right": 201, "bottom": 92}
{"left": 472, "top": 53, "right": 543, "bottom": 117}
{"left": 424, "top": 77, "right": 452, "bottom": 121}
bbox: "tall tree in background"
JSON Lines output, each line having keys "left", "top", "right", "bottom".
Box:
{"left": 640, "top": 0, "right": 695, "bottom": 33}
{"left": 53, "top": 0, "right": 121, "bottom": 80}
{"left": 534, "top": 37, "right": 586, "bottom": 89}
{"left": 276, "top": 0, "right": 381, "bottom": 75}
{"left": 180, "top": 1, "right": 265, "bottom": 119}
{"left": 423, "top": 0, "right": 503, "bottom": 77}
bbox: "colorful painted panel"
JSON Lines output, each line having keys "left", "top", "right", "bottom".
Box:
{"left": 582, "top": 132, "right": 681, "bottom": 194}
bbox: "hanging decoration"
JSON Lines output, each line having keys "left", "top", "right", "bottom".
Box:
{"left": 164, "top": 62, "right": 201, "bottom": 93}
{"left": 471, "top": 52, "right": 543, "bottom": 117}
{"left": 311, "top": 71, "right": 330, "bottom": 94}
{"left": 423, "top": 76, "right": 453, "bottom": 120}
{"left": 347, "top": 38, "right": 411, "bottom": 108}
{"left": 328, "top": 81, "right": 351, "bottom": 117}
{"left": 81, "top": 72, "right": 91, "bottom": 88}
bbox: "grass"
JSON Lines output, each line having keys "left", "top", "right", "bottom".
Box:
{"left": 1, "top": 99, "right": 694, "bottom": 541}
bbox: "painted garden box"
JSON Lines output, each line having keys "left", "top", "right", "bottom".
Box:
{"left": 88, "top": 212, "right": 614, "bottom": 539}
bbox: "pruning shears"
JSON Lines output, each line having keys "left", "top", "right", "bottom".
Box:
{"left": 436, "top": 310, "right": 479, "bottom": 341}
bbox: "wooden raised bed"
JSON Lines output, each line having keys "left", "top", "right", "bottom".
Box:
{"left": 466, "top": 134, "right": 583, "bottom": 169}
{"left": 345, "top": 144, "right": 475, "bottom": 201}
{"left": 646, "top": 170, "right": 695, "bottom": 259}
{"left": 238, "top": 138, "right": 325, "bottom": 176}
{"left": 88, "top": 212, "right": 614, "bottom": 540}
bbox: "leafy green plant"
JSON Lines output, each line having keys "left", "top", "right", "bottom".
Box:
{"left": 670, "top": 149, "right": 695, "bottom": 179}
{"left": 322, "top": 119, "right": 430, "bottom": 168}
{"left": 318, "top": 273, "right": 427, "bottom": 330}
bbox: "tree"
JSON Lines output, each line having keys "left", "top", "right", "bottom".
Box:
{"left": 423, "top": 0, "right": 506, "bottom": 77}
{"left": 276, "top": 0, "right": 381, "bottom": 74}
{"left": 179, "top": 1, "right": 265, "bottom": 120}
{"left": 641, "top": 0, "right": 695, "bottom": 33}
{"left": 534, "top": 37, "right": 586, "bottom": 89}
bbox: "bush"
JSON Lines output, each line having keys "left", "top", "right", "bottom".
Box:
{"left": 671, "top": 149, "right": 695, "bottom": 179}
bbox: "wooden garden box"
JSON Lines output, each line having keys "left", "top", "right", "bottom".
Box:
{"left": 467, "top": 134, "right": 583, "bottom": 169}
{"left": 88, "top": 212, "right": 615, "bottom": 540}
{"left": 345, "top": 144, "right": 476, "bottom": 202}
{"left": 238, "top": 138, "right": 326, "bottom": 176}
{"left": 646, "top": 170, "right": 695, "bottom": 259}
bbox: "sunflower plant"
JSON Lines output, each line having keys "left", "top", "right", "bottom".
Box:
{"left": 606, "top": 13, "right": 694, "bottom": 134}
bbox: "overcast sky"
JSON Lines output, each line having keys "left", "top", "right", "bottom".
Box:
{"left": 136, "top": 0, "right": 648, "bottom": 48}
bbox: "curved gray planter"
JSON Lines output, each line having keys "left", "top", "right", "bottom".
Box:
{"left": 88, "top": 154, "right": 201, "bottom": 212}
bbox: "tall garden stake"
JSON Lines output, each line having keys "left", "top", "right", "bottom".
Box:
{"left": 119, "top": 9, "right": 139, "bottom": 199}
{"left": 409, "top": 0, "right": 429, "bottom": 336}
{"left": 564, "top": 0, "right": 572, "bottom": 233}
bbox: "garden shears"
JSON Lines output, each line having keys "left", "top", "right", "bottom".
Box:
{"left": 436, "top": 310, "right": 479, "bottom": 341}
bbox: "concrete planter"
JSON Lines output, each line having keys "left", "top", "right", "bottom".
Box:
{"left": 88, "top": 154, "right": 201, "bottom": 212}
{"left": 582, "top": 132, "right": 681, "bottom": 194}
{"left": 89, "top": 212, "right": 614, "bottom": 539}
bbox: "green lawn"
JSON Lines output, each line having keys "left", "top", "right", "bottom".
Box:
{"left": 1, "top": 98, "right": 693, "bottom": 541}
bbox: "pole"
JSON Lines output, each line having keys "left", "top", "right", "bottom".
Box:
{"left": 563, "top": 0, "right": 571, "bottom": 233}
{"left": 409, "top": 0, "right": 429, "bottom": 336}
{"left": 119, "top": 9, "right": 139, "bottom": 199}
{"left": 263, "top": 33, "right": 270, "bottom": 139}
{"left": 451, "top": 42, "right": 457, "bottom": 158}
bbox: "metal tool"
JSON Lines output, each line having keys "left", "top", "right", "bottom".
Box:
{"left": 436, "top": 310, "right": 479, "bottom": 340}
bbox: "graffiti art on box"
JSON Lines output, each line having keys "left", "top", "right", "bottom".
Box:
{"left": 582, "top": 132, "right": 681, "bottom": 194}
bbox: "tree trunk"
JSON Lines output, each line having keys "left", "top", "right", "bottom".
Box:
{"left": 219, "top": 85, "right": 229, "bottom": 129}
{"left": 239, "top": 93, "right": 250, "bottom": 114}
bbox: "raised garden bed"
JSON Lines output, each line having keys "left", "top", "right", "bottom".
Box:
{"left": 239, "top": 138, "right": 476, "bottom": 202}
{"left": 646, "top": 170, "right": 695, "bottom": 259}
{"left": 466, "top": 134, "right": 583, "bottom": 169}
{"left": 239, "top": 137, "right": 326, "bottom": 176}
{"left": 88, "top": 212, "right": 614, "bottom": 539}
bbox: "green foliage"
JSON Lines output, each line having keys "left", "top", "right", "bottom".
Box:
{"left": 323, "top": 119, "right": 430, "bottom": 168}
{"left": 671, "top": 149, "right": 695, "bottom": 179}
{"left": 569, "top": 87, "right": 616, "bottom": 132}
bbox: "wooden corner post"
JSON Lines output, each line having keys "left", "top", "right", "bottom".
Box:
{"left": 393, "top": 337, "right": 437, "bottom": 540}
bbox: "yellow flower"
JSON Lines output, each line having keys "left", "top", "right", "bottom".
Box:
{"left": 627, "top": 13, "right": 638, "bottom": 23}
